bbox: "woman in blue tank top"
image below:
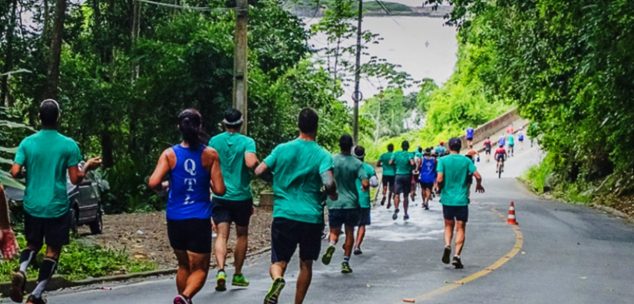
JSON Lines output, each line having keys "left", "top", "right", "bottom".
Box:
{"left": 149, "top": 109, "right": 225, "bottom": 304}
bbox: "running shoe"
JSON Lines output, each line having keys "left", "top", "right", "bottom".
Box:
{"left": 392, "top": 208, "right": 399, "bottom": 220}
{"left": 263, "top": 277, "right": 286, "bottom": 304}
{"left": 341, "top": 262, "right": 353, "bottom": 274}
{"left": 173, "top": 295, "right": 191, "bottom": 304}
{"left": 321, "top": 245, "right": 336, "bottom": 265}
{"left": 404, "top": 214, "right": 410, "bottom": 221}
{"left": 452, "top": 256, "right": 464, "bottom": 269}
{"left": 25, "top": 295, "right": 47, "bottom": 304}
{"left": 442, "top": 246, "right": 451, "bottom": 264}
{"left": 232, "top": 273, "right": 250, "bottom": 287}
{"left": 353, "top": 248, "right": 363, "bottom": 255}
{"left": 380, "top": 196, "right": 386, "bottom": 206}
{"left": 10, "top": 271, "right": 26, "bottom": 303}
{"left": 215, "top": 270, "right": 227, "bottom": 291}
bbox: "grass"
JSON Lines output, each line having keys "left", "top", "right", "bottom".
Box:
{"left": 1, "top": 233, "right": 156, "bottom": 283}
{"left": 522, "top": 153, "right": 592, "bottom": 204}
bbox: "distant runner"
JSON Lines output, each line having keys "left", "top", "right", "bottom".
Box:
{"left": 518, "top": 131, "right": 525, "bottom": 147}
{"left": 322, "top": 134, "right": 369, "bottom": 274}
{"left": 465, "top": 127, "right": 475, "bottom": 146}
{"left": 507, "top": 133, "right": 515, "bottom": 157}
{"left": 418, "top": 148, "right": 437, "bottom": 210}
{"left": 10, "top": 100, "right": 102, "bottom": 304}
{"left": 353, "top": 146, "right": 378, "bottom": 255}
{"left": 483, "top": 137, "right": 492, "bottom": 162}
{"left": 435, "top": 141, "right": 448, "bottom": 157}
{"left": 465, "top": 144, "right": 479, "bottom": 163}
{"left": 437, "top": 138, "right": 484, "bottom": 269}
{"left": 255, "top": 108, "right": 337, "bottom": 304}
{"left": 148, "top": 109, "right": 225, "bottom": 304}
{"left": 377, "top": 144, "right": 396, "bottom": 208}
{"left": 498, "top": 135, "right": 506, "bottom": 148}
{"left": 411, "top": 147, "right": 424, "bottom": 201}
{"left": 208, "top": 108, "right": 259, "bottom": 291}
{"left": 390, "top": 141, "right": 415, "bottom": 221}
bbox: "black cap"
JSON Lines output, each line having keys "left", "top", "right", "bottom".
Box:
{"left": 448, "top": 137, "right": 462, "bottom": 152}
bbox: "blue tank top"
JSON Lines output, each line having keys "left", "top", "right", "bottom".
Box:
{"left": 167, "top": 144, "right": 212, "bottom": 220}
{"left": 419, "top": 157, "right": 437, "bottom": 183}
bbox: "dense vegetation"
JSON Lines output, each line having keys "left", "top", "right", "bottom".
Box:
{"left": 431, "top": 0, "right": 634, "bottom": 204}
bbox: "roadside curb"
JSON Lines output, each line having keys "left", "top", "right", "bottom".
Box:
{"left": 591, "top": 204, "right": 633, "bottom": 223}
{"left": 0, "top": 246, "right": 271, "bottom": 297}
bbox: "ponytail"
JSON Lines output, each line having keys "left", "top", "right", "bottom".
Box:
{"left": 178, "top": 108, "right": 203, "bottom": 149}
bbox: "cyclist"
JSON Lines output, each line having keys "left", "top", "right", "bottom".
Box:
{"left": 377, "top": 144, "right": 396, "bottom": 208}
{"left": 494, "top": 144, "right": 508, "bottom": 174}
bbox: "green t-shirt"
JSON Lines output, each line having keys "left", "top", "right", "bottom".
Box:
{"left": 391, "top": 150, "right": 414, "bottom": 175}
{"left": 357, "top": 162, "right": 376, "bottom": 209}
{"left": 378, "top": 152, "right": 395, "bottom": 176}
{"left": 14, "top": 130, "right": 82, "bottom": 218}
{"left": 326, "top": 154, "right": 368, "bottom": 210}
{"left": 263, "top": 139, "right": 333, "bottom": 224}
{"left": 437, "top": 154, "right": 477, "bottom": 206}
{"left": 209, "top": 132, "right": 256, "bottom": 201}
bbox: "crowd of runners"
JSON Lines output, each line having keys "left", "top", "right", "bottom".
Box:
{"left": 0, "top": 100, "right": 498, "bottom": 304}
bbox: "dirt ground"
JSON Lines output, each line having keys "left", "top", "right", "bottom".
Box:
{"left": 78, "top": 207, "right": 273, "bottom": 270}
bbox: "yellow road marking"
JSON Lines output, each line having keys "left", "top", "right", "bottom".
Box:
{"left": 404, "top": 208, "right": 524, "bottom": 303}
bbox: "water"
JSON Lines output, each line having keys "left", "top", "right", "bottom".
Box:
{"left": 306, "top": 16, "right": 458, "bottom": 103}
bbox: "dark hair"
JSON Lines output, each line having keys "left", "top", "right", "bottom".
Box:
{"left": 425, "top": 147, "right": 432, "bottom": 154}
{"left": 223, "top": 108, "right": 243, "bottom": 130}
{"left": 354, "top": 145, "right": 365, "bottom": 160}
{"left": 387, "top": 143, "right": 394, "bottom": 152}
{"left": 339, "top": 134, "right": 354, "bottom": 153}
{"left": 178, "top": 108, "right": 203, "bottom": 149}
{"left": 298, "top": 108, "right": 319, "bottom": 134}
{"left": 417, "top": 146, "right": 423, "bottom": 153}
{"left": 401, "top": 140, "right": 410, "bottom": 151}
{"left": 449, "top": 137, "right": 462, "bottom": 152}
{"left": 39, "top": 99, "right": 60, "bottom": 127}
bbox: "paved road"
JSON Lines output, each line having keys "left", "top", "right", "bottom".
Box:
{"left": 11, "top": 144, "right": 634, "bottom": 304}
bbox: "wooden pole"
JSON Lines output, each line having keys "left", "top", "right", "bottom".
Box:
{"left": 233, "top": 0, "right": 249, "bottom": 133}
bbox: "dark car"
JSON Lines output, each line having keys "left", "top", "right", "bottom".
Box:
{"left": 4, "top": 167, "right": 107, "bottom": 235}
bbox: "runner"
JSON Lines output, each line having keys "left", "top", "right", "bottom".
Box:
{"left": 418, "top": 148, "right": 437, "bottom": 210}
{"left": 322, "top": 134, "right": 368, "bottom": 274}
{"left": 255, "top": 108, "right": 337, "bottom": 304}
{"left": 434, "top": 141, "right": 448, "bottom": 157}
{"left": 148, "top": 108, "right": 226, "bottom": 304}
{"left": 507, "top": 133, "right": 515, "bottom": 157}
{"left": 465, "top": 144, "right": 480, "bottom": 163}
{"left": 208, "top": 108, "right": 259, "bottom": 291}
{"left": 498, "top": 134, "right": 506, "bottom": 148}
{"left": 483, "top": 137, "right": 492, "bottom": 162}
{"left": 0, "top": 184, "right": 19, "bottom": 260}
{"left": 411, "top": 147, "right": 424, "bottom": 201}
{"left": 465, "top": 127, "right": 475, "bottom": 146}
{"left": 10, "top": 99, "right": 102, "bottom": 304}
{"left": 390, "top": 141, "right": 415, "bottom": 221}
{"left": 437, "top": 138, "right": 484, "bottom": 269}
{"left": 518, "top": 131, "right": 525, "bottom": 148}
{"left": 352, "top": 146, "right": 378, "bottom": 255}
{"left": 377, "top": 144, "right": 396, "bottom": 208}
{"left": 494, "top": 144, "right": 508, "bottom": 175}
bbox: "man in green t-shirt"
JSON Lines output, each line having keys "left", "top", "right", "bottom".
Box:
{"left": 321, "top": 135, "right": 369, "bottom": 274}
{"left": 352, "top": 146, "right": 378, "bottom": 256}
{"left": 437, "top": 138, "right": 484, "bottom": 270}
{"left": 377, "top": 144, "right": 396, "bottom": 208}
{"left": 10, "top": 100, "right": 101, "bottom": 304}
{"left": 208, "top": 108, "right": 259, "bottom": 291}
{"left": 255, "top": 108, "right": 337, "bottom": 304}
{"left": 390, "top": 141, "right": 415, "bottom": 221}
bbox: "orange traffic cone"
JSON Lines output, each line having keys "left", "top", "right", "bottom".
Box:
{"left": 507, "top": 201, "right": 518, "bottom": 225}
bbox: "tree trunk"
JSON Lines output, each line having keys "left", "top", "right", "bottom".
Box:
{"left": 100, "top": 131, "right": 114, "bottom": 168}
{"left": 1, "top": 0, "right": 18, "bottom": 106}
{"left": 42, "top": 0, "right": 67, "bottom": 100}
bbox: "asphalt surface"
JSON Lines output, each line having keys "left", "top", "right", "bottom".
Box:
{"left": 8, "top": 143, "right": 634, "bottom": 304}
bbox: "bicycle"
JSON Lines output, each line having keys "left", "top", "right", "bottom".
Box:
{"left": 496, "top": 159, "right": 505, "bottom": 179}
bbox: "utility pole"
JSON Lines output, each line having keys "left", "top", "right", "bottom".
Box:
{"left": 233, "top": 0, "right": 249, "bottom": 133}
{"left": 352, "top": 0, "right": 363, "bottom": 143}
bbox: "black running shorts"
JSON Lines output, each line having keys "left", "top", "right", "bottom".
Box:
{"left": 394, "top": 174, "right": 412, "bottom": 194}
{"left": 328, "top": 208, "right": 360, "bottom": 228}
{"left": 382, "top": 175, "right": 395, "bottom": 191}
{"left": 167, "top": 218, "right": 212, "bottom": 254}
{"left": 212, "top": 197, "right": 253, "bottom": 227}
{"left": 357, "top": 208, "right": 371, "bottom": 226}
{"left": 271, "top": 218, "right": 324, "bottom": 263}
{"left": 24, "top": 211, "right": 71, "bottom": 249}
{"left": 442, "top": 205, "right": 469, "bottom": 222}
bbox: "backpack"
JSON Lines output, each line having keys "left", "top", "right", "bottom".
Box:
{"left": 419, "top": 157, "right": 436, "bottom": 183}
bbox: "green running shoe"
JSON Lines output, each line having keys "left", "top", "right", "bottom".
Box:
{"left": 341, "top": 262, "right": 353, "bottom": 274}
{"left": 321, "top": 245, "right": 336, "bottom": 265}
{"left": 215, "top": 271, "right": 227, "bottom": 291}
{"left": 263, "top": 277, "right": 286, "bottom": 304}
{"left": 232, "top": 273, "right": 250, "bottom": 287}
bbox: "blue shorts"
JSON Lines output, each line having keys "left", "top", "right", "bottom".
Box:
{"left": 328, "top": 209, "right": 360, "bottom": 229}
{"left": 357, "top": 208, "right": 371, "bottom": 226}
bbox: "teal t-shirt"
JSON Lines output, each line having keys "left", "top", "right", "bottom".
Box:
{"left": 209, "top": 132, "right": 256, "bottom": 201}
{"left": 437, "top": 154, "right": 477, "bottom": 206}
{"left": 357, "top": 162, "right": 376, "bottom": 209}
{"left": 14, "top": 130, "right": 82, "bottom": 218}
{"left": 263, "top": 139, "right": 333, "bottom": 224}
{"left": 508, "top": 135, "right": 515, "bottom": 145}
{"left": 391, "top": 150, "right": 414, "bottom": 175}
{"left": 326, "top": 154, "right": 368, "bottom": 210}
{"left": 378, "top": 152, "right": 395, "bottom": 176}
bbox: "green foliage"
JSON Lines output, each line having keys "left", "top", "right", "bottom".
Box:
{"left": 364, "top": 1, "right": 412, "bottom": 13}
{"left": 0, "top": 234, "right": 155, "bottom": 282}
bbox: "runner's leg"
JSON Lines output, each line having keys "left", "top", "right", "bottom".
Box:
{"left": 30, "top": 246, "right": 61, "bottom": 299}
{"left": 214, "top": 222, "right": 230, "bottom": 271}
{"left": 354, "top": 225, "right": 366, "bottom": 250}
{"left": 444, "top": 219, "right": 455, "bottom": 248}
{"left": 295, "top": 260, "right": 313, "bottom": 304}
{"left": 174, "top": 250, "right": 190, "bottom": 294}
{"left": 234, "top": 225, "right": 248, "bottom": 275}
{"left": 343, "top": 224, "right": 354, "bottom": 258}
{"left": 182, "top": 251, "right": 210, "bottom": 299}
{"left": 455, "top": 221, "right": 466, "bottom": 256}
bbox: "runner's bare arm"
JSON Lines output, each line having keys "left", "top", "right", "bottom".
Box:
{"left": 321, "top": 170, "right": 338, "bottom": 200}
{"left": 148, "top": 149, "right": 172, "bottom": 191}
{"left": 473, "top": 171, "right": 485, "bottom": 193}
{"left": 245, "top": 152, "right": 259, "bottom": 169}
{"left": 436, "top": 172, "right": 444, "bottom": 191}
{"left": 9, "top": 164, "right": 22, "bottom": 178}
{"left": 0, "top": 185, "right": 19, "bottom": 259}
{"left": 206, "top": 148, "right": 226, "bottom": 196}
{"left": 361, "top": 178, "right": 370, "bottom": 191}
{"left": 68, "top": 157, "right": 102, "bottom": 185}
